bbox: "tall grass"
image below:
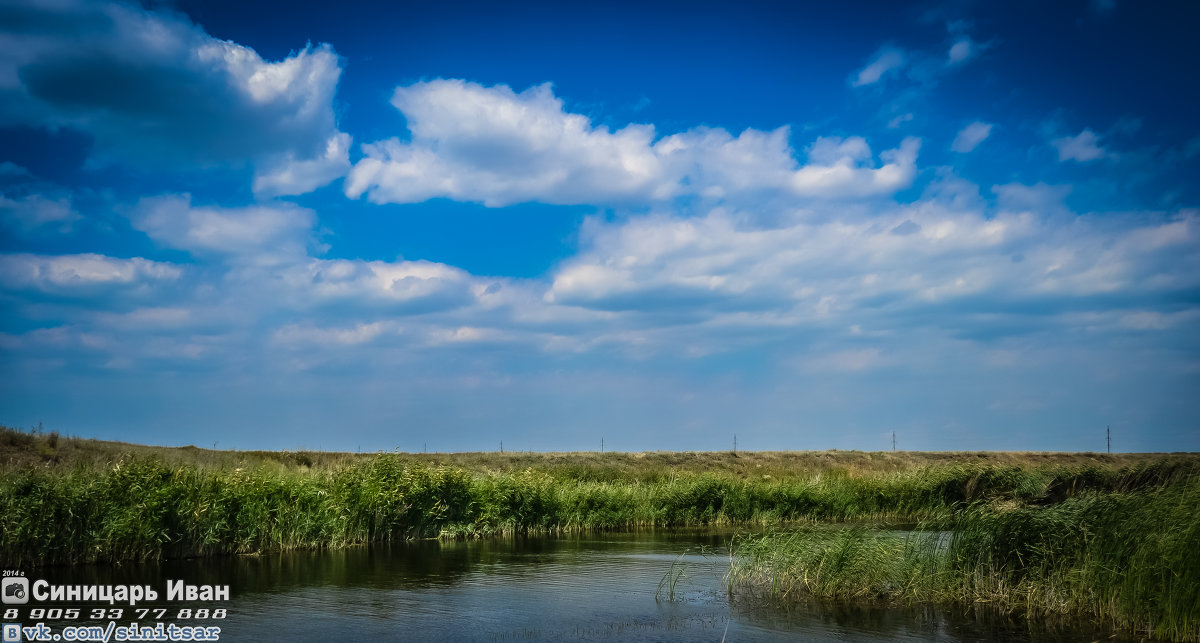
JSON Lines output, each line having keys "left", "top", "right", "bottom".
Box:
{"left": 4, "top": 449, "right": 1193, "bottom": 568}
{"left": 730, "top": 464, "right": 1200, "bottom": 641}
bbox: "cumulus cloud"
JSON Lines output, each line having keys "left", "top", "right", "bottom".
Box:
{"left": 346, "top": 81, "right": 662, "bottom": 206}
{"left": 2, "top": 188, "right": 1196, "bottom": 452}
{"left": 852, "top": 48, "right": 906, "bottom": 86}
{"left": 279, "top": 258, "right": 479, "bottom": 313}
{"left": 1053, "top": 129, "right": 1107, "bottom": 162}
{"left": 346, "top": 80, "right": 920, "bottom": 207}
{"left": 253, "top": 133, "right": 353, "bottom": 197}
{"left": 951, "top": 121, "right": 992, "bottom": 153}
{"left": 130, "top": 195, "right": 318, "bottom": 262}
{"left": 110, "top": 189, "right": 538, "bottom": 328}
{"left": 0, "top": 0, "right": 349, "bottom": 192}
{"left": 0, "top": 253, "right": 181, "bottom": 292}
{"left": 793, "top": 136, "right": 920, "bottom": 197}
{"left": 545, "top": 198, "right": 1200, "bottom": 342}
{"left": 546, "top": 205, "right": 1025, "bottom": 312}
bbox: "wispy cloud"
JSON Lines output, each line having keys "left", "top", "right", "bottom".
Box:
{"left": 0, "top": 193, "right": 80, "bottom": 233}
{"left": 1053, "top": 129, "right": 1107, "bottom": 162}
{"left": 947, "top": 38, "right": 974, "bottom": 65}
{"left": 951, "top": 121, "right": 993, "bottom": 153}
{"left": 852, "top": 48, "right": 906, "bottom": 87}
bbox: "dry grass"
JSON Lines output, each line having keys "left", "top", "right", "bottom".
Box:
{"left": 1, "top": 425, "right": 1178, "bottom": 478}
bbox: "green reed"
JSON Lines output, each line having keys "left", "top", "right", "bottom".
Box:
{"left": 730, "top": 465, "right": 1200, "bottom": 641}
{"left": 5, "top": 452, "right": 1193, "bottom": 569}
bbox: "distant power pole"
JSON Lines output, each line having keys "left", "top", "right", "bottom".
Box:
{"left": 1107, "top": 426, "right": 1111, "bottom": 454}
{"left": 733, "top": 434, "right": 737, "bottom": 454}
{"left": 500, "top": 440, "right": 504, "bottom": 454}
{"left": 892, "top": 431, "right": 896, "bottom": 452}
{"left": 601, "top": 437, "right": 605, "bottom": 453}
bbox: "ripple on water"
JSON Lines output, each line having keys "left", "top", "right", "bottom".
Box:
{"left": 28, "top": 531, "right": 1139, "bottom": 642}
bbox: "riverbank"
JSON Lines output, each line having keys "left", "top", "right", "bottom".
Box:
{"left": 2, "top": 425, "right": 1192, "bottom": 559}
{"left": 3, "top": 425, "right": 1197, "bottom": 639}
{"left": 729, "top": 466, "right": 1199, "bottom": 641}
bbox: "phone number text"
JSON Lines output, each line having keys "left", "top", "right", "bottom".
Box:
{"left": 3, "top": 608, "right": 227, "bottom": 621}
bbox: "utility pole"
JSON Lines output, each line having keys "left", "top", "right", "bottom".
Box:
{"left": 1107, "top": 426, "right": 1111, "bottom": 454}
{"left": 892, "top": 431, "right": 896, "bottom": 452}
{"left": 601, "top": 437, "right": 604, "bottom": 453}
{"left": 500, "top": 440, "right": 504, "bottom": 454}
{"left": 733, "top": 434, "right": 737, "bottom": 454}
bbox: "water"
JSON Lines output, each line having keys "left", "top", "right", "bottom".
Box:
{"left": 23, "top": 530, "right": 1131, "bottom": 642}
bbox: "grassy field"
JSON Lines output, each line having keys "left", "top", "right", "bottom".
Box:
{"left": 2, "top": 423, "right": 1163, "bottom": 474}
{"left": 3, "top": 425, "right": 1198, "bottom": 640}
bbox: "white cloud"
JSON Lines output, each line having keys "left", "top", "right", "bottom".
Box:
{"left": 799, "top": 348, "right": 884, "bottom": 373}
{"left": 0, "top": 0, "right": 348, "bottom": 192}
{"left": 1052, "top": 129, "right": 1107, "bottom": 162}
{"left": 253, "top": 133, "right": 352, "bottom": 197}
{"left": 951, "top": 121, "right": 992, "bottom": 153}
{"left": 947, "top": 39, "right": 974, "bottom": 64}
{"left": 346, "top": 80, "right": 663, "bottom": 207}
{"left": 793, "top": 137, "right": 920, "bottom": 197}
{"left": 992, "top": 182, "right": 1072, "bottom": 213}
{"left": 0, "top": 193, "right": 80, "bottom": 232}
{"left": 544, "top": 198, "right": 1200, "bottom": 337}
{"left": 852, "top": 49, "right": 905, "bottom": 87}
{"left": 92, "top": 307, "right": 193, "bottom": 330}
{"left": 283, "top": 258, "right": 476, "bottom": 307}
{"left": 0, "top": 253, "right": 181, "bottom": 291}
{"left": 887, "top": 113, "right": 914, "bottom": 129}
{"left": 130, "top": 195, "right": 317, "bottom": 262}
{"left": 346, "top": 80, "right": 920, "bottom": 207}
{"left": 1116, "top": 309, "right": 1200, "bottom": 331}
{"left": 274, "top": 321, "right": 402, "bottom": 347}
{"left": 654, "top": 126, "right": 797, "bottom": 198}
{"left": 0, "top": 326, "right": 111, "bottom": 353}
{"left": 426, "top": 326, "right": 499, "bottom": 346}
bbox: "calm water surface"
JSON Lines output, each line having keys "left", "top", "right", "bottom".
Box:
{"left": 37, "top": 530, "right": 1131, "bottom": 642}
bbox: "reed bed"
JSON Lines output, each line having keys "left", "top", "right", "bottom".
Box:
{"left": 730, "top": 462, "right": 1200, "bottom": 641}
{"left": 3, "top": 435, "right": 1192, "bottom": 565}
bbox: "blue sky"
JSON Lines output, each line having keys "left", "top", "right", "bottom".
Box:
{"left": 1, "top": 0, "right": 1197, "bottom": 453}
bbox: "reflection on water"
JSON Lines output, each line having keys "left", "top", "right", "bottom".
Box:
{"left": 31, "top": 530, "right": 1131, "bottom": 642}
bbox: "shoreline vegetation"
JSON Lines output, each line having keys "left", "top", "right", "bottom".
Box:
{"left": 2, "top": 426, "right": 1197, "bottom": 641}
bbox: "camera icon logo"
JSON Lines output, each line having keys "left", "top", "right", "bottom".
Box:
{"left": 1, "top": 578, "right": 29, "bottom": 605}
